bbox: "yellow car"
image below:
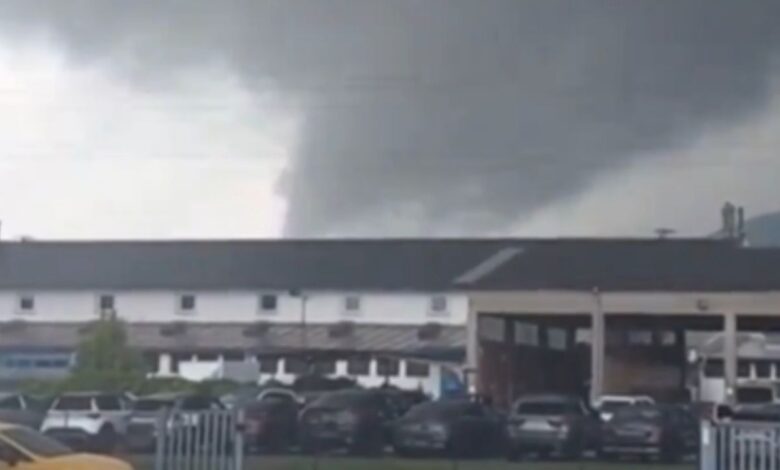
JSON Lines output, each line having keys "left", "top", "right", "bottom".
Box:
{"left": 0, "top": 423, "right": 132, "bottom": 469}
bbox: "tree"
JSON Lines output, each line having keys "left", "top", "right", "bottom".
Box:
{"left": 67, "top": 315, "right": 146, "bottom": 392}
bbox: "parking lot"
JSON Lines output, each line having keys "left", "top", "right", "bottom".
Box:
{"left": 126, "top": 455, "right": 697, "bottom": 470}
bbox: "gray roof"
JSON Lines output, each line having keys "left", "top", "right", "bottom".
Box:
{"left": 0, "top": 322, "right": 465, "bottom": 356}
{"left": 0, "top": 238, "right": 742, "bottom": 291}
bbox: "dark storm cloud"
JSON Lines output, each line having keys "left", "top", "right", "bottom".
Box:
{"left": 2, "top": 0, "right": 780, "bottom": 235}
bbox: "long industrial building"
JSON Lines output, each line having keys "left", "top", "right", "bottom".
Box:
{"left": 1, "top": 236, "right": 778, "bottom": 403}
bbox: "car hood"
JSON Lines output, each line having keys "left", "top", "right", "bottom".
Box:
{"left": 44, "top": 453, "right": 133, "bottom": 470}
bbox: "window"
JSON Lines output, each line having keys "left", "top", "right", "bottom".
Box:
{"left": 284, "top": 357, "right": 308, "bottom": 374}
{"left": 347, "top": 357, "right": 370, "bottom": 376}
{"left": 756, "top": 361, "right": 771, "bottom": 379}
{"left": 738, "top": 360, "right": 752, "bottom": 378}
{"left": 344, "top": 295, "right": 361, "bottom": 313}
{"left": 627, "top": 330, "right": 653, "bottom": 346}
{"left": 406, "top": 361, "right": 430, "bottom": 378}
{"left": 260, "top": 294, "right": 278, "bottom": 312}
{"left": 429, "top": 296, "right": 448, "bottom": 314}
{"left": 0, "top": 396, "right": 22, "bottom": 411}
{"left": 547, "top": 327, "right": 568, "bottom": 351}
{"left": 95, "top": 395, "right": 122, "bottom": 411}
{"left": 179, "top": 294, "right": 196, "bottom": 312}
{"left": 196, "top": 352, "right": 219, "bottom": 362}
{"left": 18, "top": 295, "right": 34, "bottom": 313}
{"left": 377, "top": 357, "right": 400, "bottom": 377}
{"left": 659, "top": 331, "right": 677, "bottom": 346}
{"left": 259, "top": 358, "right": 278, "bottom": 374}
{"left": 514, "top": 322, "right": 539, "bottom": 346}
{"left": 704, "top": 359, "right": 724, "bottom": 378}
{"left": 312, "top": 359, "right": 336, "bottom": 375}
{"left": 54, "top": 396, "right": 93, "bottom": 411}
{"left": 98, "top": 294, "right": 115, "bottom": 311}
{"left": 222, "top": 351, "right": 245, "bottom": 362}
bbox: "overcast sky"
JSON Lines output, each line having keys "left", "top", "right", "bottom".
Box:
{"left": 2, "top": 1, "right": 780, "bottom": 239}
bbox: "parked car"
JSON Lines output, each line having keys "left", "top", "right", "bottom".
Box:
{"left": 40, "top": 392, "right": 131, "bottom": 452}
{"left": 298, "top": 389, "right": 401, "bottom": 455}
{"left": 0, "top": 393, "right": 47, "bottom": 430}
{"left": 244, "top": 392, "right": 301, "bottom": 452}
{"left": 593, "top": 395, "right": 654, "bottom": 422}
{"left": 393, "top": 400, "right": 504, "bottom": 458}
{"left": 599, "top": 404, "right": 698, "bottom": 462}
{"left": 125, "top": 392, "right": 224, "bottom": 453}
{"left": 505, "top": 394, "right": 601, "bottom": 460}
{"left": 0, "top": 423, "right": 132, "bottom": 470}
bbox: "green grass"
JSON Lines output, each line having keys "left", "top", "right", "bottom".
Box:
{"left": 126, "top": 455, "right": 697, "bottom": 470}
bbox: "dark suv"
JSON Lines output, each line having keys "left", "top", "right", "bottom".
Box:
{"left": 298, "top": 389, "right": 399, "bottom": 455}
{"left": 506, "top": 394, "right": 601, "bottom": 460}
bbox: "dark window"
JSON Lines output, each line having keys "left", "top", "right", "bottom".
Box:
{"left": 54, "top": 396, "right": 92, "bottom": 411}
{"left": 627, "top": 330, "right": 653, "bottom": 346}
{"left": 347, "top": 357, "right": 370, "bottom": 376}
{"left": 260, "top": 294, "right": 278, "bottom": 312}
{"left": 222, "top": 351, "right": 245, "bottom": 361}
{"left": 284, "top": 357, "right": 308, "bottom": 374}
{"left": 95, "top": 395, "right": 122, "bottom": 411}
{"left": 0, "top": 396, "right": 22, "bottom": 411}
{"left": 196, "top": 352, "right": 219, "bottom": 361}
{"left": 659, "top": 331, "right": 677, "bottom": 346}
{"left": 179, "top": 295, "right": 196, "bottom": 311}
{"left": 430, "top": 296, "right": 448, "bottom": 313}
{"left": 756, "top": 361, "right": 772, "bottom": 379}
{"left": 143, "top": 353, "right": 158, "bottom": 372}
{"left": 344, "top": 296, "right": 361, "bottom": 312}
{"left": 312, "top": 360, "right": 336, "bottom": 375}
{"left": 171, "top": 353, "right": 191, "bottom": 374}
{"left": 738, "top": 360, "right": 752, "bottom": 378}
{"left": 259, "top": 358, "right": 278, "bottom": 374}
{"left": 406, "top": 361, "right": 430, "bottom": 378}
{"left": 377, "top": 357, "right": 400, "bottom": 377}
{"left": 704, "top": 359, "right": 724, "bottom": 378}
{"left": 99, "top": 294, "right": 115, "bottom": 311}
{"left": 18, "top": 295, "right": 34, "bottom": 312}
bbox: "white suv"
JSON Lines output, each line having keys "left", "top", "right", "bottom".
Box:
{"left": 41, "top": 392, "right": 131, "bottom": 452}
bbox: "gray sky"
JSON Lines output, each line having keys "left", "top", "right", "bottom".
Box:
{"left": 2, "top": 0, "right": 780, "bottom": 239}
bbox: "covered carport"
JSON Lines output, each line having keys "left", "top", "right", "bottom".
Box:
{"left": 458, "top": 240, "right": 780, "bottom": 407}
{"left": 468, "top": 291, "right": 780, "bottom": 407}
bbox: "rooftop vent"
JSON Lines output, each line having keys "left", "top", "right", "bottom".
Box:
{"left": 418, "top": 322, "right": 443, "bottom": 341}
{"left": 328, "top": 321, "right": 355, "bottom": 339}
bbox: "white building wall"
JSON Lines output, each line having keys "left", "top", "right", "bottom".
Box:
{"left": 0, "top": 290, "right": 468, "bottom": 325}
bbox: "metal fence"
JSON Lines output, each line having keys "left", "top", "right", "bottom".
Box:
{"left": 154, "top": 409, "right": 244, "bottom": 470}
{"left": 701, "top": 420, "right": 780, "bottom": 470}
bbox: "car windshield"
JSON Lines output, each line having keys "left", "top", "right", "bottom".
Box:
{"left": 4, "top": 427, "right": 72, "bottom": 458}
{"left": 53, "top": 396, "right": 92, "bottom": 411}
{"left": 599, "top": 400, "right": 632, "bottom": 412}
{"left": 180, "top": 396, "right": 217, "bottom": 411}
{"left": 134, "top": 399, "right": 172, "bottom": 412}
{"left": 515, "top": 400, "right": 581, "bottom": 415}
